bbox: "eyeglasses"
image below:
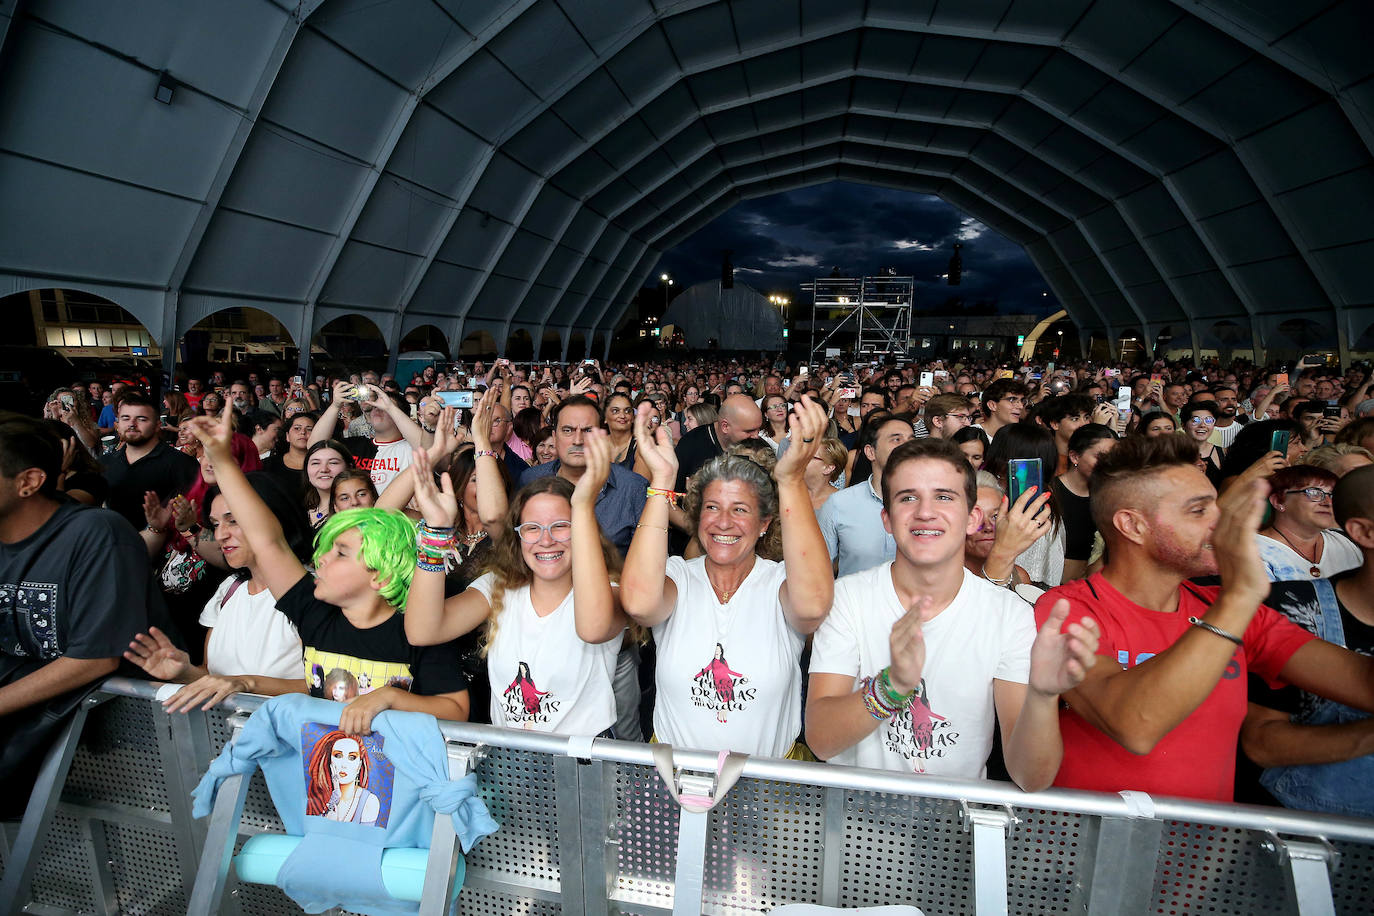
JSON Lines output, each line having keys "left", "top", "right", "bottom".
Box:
{"left": 766, "top": 403, "right": 787, "bottom": 411}
{"left": 944, "top": 413, "right": 974, "bottom": 423}
{"left": 514, "top": 520, "right": 573, "bottom": 543}
{"left": 1285, "top": 487, "right": 1334, "bottom": 503}
{"left": 1187, "top": 416, "right": 1216, "bottom": 426}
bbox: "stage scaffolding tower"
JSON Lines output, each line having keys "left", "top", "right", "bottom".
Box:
{"left": 807, "top": 275, "right": 915, "bottom": 363}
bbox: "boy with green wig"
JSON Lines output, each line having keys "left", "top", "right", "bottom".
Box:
{"left": 189, "top": 403, "right": 470, "bottom": 734}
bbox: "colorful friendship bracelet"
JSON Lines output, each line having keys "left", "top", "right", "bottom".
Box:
{"left": 645, "top": 486, "right": 682, "bottom": 508}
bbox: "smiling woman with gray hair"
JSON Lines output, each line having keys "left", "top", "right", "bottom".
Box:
{"left": 619, "top": 397, "right": 835, "bottom": 758}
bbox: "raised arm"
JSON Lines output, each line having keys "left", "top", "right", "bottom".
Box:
{"left": 309, "top": 380, "right": 353, "bottom": 445}
{"left": 468, "top": 391, "right": 509, "bottom": 536}
{"left": 188, "top": 402, "right": 307, "bottom": 599}
{"left": 773, "top": 396, "right": 834, "bottom": 633}
{"left": 619, "top": 411, "right": 679, "bottom": 627}
{"left": 403, "top": 449, "right": 492, "bottom": 646}
{"left": 1054, "top": 478, "right": 1272, "bottom": 755}
{"left": 570, "top": 429, "right": 628, "bottom": 643}
{"left": 366, "top": 384, "right": 425, "bottom": 450}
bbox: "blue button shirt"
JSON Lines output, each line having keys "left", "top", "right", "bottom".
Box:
{"left": 816, "top": 476, "right": 895, "bottom": 577}
{"left": 519, "top": 460, "right": 648, "bottom": 556}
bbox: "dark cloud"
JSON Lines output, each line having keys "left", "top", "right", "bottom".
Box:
{"left": 653, "top": 182, "right": 1052, "bottom": 312}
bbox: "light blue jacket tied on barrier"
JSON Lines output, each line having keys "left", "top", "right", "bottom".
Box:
{"left": 191, "top": 694, "right": 499, "bottom": 915}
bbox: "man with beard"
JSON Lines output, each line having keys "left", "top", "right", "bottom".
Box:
{"left": 97, "top": 391, "right": 198, "bottom": 529}
{"left": 1034, "top": 434, "right": 1374, "bottom": 801}
{"left": 1204, "top": 385, "right": 1246, "bottom": 448}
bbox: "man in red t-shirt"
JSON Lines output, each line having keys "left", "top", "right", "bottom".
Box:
{"left": 1034, "top": 435, "right": 1374, "bottom": 801}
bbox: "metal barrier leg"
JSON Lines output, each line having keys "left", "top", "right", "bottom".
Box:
{"left": 418, "top": 741, "right": 486, "bottom": 916}
{"left": 0, "top": 694, "right": 102, "bottom": 916}
{"left": 962, "top": 802, "right": 1014, "bottom": 916}
{"left": 185, "top": 771, "right": 251, "bottom": 916}
{"left": 1264, "top": 834, "right": 1338, "bottom": 916}
{"left": 1080, "top": 816, "right": 1163, "bottom": 916}
{"left": 671, "top": 772, "right": 716, "bottom": 916}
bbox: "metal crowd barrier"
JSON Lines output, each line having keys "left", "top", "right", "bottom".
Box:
{"left": 3, "top": 677, "right": 1373, "bottom": 915}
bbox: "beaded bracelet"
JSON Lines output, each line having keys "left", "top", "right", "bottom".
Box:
{"left": 473, "top": 449, "right": 498, "bottom": 460}
{"left": 858, "top": 677, "right": 894, "bottom": 720}
{"left": 416, "top": 558, "right": 445, "bottom": 573}
{"left": 645, "top": 486, "right": 682, "bottom": 509}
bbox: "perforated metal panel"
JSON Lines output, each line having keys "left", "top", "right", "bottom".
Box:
{"left": 462, "top": 746, "right": 562, "bottom": 891}
{"left": 1007, "top": 806, "right": 1088, "bottom": 914}
{"left": 459, "top": 885, "right": 562, "bottom": 915}
{"left": 104, "top": 822, "right": 190, "bottom": 915}
{"left": 839, "top": 790, "right": 973, "bottom": 913}
{"left": 64, "top": 696, "right": 170, "bottom": 812}
{"left": 703, "top": 778, "right": 826, "bottom": 913}
{"left": 1148, "top": 820, "right": 1291, "bottom": 915}
{"left": 28, "top": 810, "right": 99, "bottom": 913}
{"left": 610, "top": 761, "right": 681, "bottom": 911}
{"left": 1330, "top": 839, "right": 1374, "bottom": 916}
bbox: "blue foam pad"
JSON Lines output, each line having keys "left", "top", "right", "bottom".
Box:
{"left": 234, "top": 834, "right": 465, "bottom": 902}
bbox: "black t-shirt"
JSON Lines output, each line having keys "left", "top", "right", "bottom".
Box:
{"left": 276, "top": 574, "right": 469, "bottom": 700}
{"left": 673, "top": 423, "right": 722, "bottom": 492}
{"left": 1248, "top": 576, "right": 1374, "bottom": 717}
{"left": 260, "top": 453, "right": 308, "bottom": 499}
{"left": 1052, "top": 478, "right": 1096, "bottom": 562}
{"left": 99, "top": 441, "right": 199, "bottom": 530}
{"left": 0, "top": 499, "right": 151, "bottom": 664}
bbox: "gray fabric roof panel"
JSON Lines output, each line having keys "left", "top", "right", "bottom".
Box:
{"left": 1, "top": 0, "right": 1370, "bottom": 358}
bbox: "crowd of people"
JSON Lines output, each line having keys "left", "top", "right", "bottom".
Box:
{"left": 3, "top": 351, "right": 1374, "bottom": 819}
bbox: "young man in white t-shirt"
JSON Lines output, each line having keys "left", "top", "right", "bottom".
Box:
{"left": 807, "top": 438, "right": 1100, "bottom": 790}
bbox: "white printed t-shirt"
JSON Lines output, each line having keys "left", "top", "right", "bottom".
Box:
{"left": 468, "top": 574, "right": 622, "bottom": 736}
{"left": 653, "top": 555, "right": 803, "bottom": 757}
{"left": 362, "top": 438, "right": 413, "bottom": 492}
{"left": 199, "top": 576, "right": 304, "bottom": 681}
{"left": 811, "top": 562, "right": 1034, "bottom": 777}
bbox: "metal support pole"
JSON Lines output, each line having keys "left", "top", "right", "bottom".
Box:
{"left": 962, "top": 801, "right": 1015, "bottom": 916}
{"left": 1263, "top": 833, "right": 1338, "bottom": 916}
{"left": 418, "top": 742, "right": 486, "bottom": 916}
{"left": 671, "top": 772, "right": 716, "bottom": 916}
{"left": 1079, "top": 816, "right": 1163, "bottom": 916}
{"left": 0, "top": 694, "right": 104, "bottom": 916}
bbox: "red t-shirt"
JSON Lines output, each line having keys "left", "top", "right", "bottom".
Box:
{"left": 1034, "top": 574, "right": 1314, "bottom": 802}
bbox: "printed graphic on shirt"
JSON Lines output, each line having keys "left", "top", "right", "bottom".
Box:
{"left": 0, "top": 582, "right": 60, "bottom": 660}
{"left": 691, "top": 642, "right": 755, "bottom": 723}
{"left": 304, "top": 648, "right": 413, "bottom": 700}
{"left": 884, "top": 679, "right": 957, "bottom": 773}
{"left": 502, "top": 661, "right": 559, "bottom": 727}
{"left": 302, "top": 721, "right": 394, "bottom": 829}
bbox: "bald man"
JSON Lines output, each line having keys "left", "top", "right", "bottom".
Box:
{"left": 1033, "top": 436, "right": 1374, "bottom": 802}
{"left": 672, "top": 393, "right": 762, "bottom": 492}
{"left": 1242, "top": 464, "right": 1374, "bottom": 815}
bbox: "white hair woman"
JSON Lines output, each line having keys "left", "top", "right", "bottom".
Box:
{"left": 620, "top": 396, "right": 834, "bottom": 757}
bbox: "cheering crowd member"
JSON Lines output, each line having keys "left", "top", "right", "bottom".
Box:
{"left": 621, "top": 398, "right": 834, "bottom": 757}
{"left": 1033, "top": 435, "right": 1374, "bottom": 801}
{"left": 807, "top": 439, "right": 1099, "bottom": 789}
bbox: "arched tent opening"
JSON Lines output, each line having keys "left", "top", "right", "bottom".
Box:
{"left": 1272, "top": 318, "right": 1335, "bottom": 357}
{"left": 397, "top": 324, "right": 450, "bottom": 358}
{"left": 1355, "top": 322, "right": 1374, "bottom": 352}
{"left": 183, "top": 306, "right": 298, "bottom": 380}
{"left": 568, "top": 331, "right": 587, "bottom": 359}
{"left": 312, "top": 314, "right": 387, "bottom": 376}
{"left": 506, "top": 329, "right": 534, "bottom": 361}
{"left": 459, "top": 330, "right": 497, "bottom": 358}
{"left": 2, "top": 286, "right": 161, "bottom": 372}
{"left": 592, "top": 333, "right": 607, "bottom": 360}
{"left": 1117, "top": 328, "right": 1145, "bottom": 363}
{"left": 540, "top": 329, "right": 564, "bottom": 361}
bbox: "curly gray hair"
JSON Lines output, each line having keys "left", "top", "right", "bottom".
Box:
{"left": 683, "top": 453, "right": 782, "bottom": 560}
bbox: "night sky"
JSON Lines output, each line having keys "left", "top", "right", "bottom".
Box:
{"left": 652, "top": 182, "right": 1054, "bottom": 314}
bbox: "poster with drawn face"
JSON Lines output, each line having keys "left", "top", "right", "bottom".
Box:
{"left": 301, "top": 722, "right": 394, "bottom": 829}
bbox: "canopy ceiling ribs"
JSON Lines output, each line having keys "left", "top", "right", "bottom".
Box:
{"left": 0, "top": 0, "right": 1369, "bottom": 362}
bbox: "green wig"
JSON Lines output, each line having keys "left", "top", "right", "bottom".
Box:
{"left": 313, "top": 508, "right": 418, "bottom": 609}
